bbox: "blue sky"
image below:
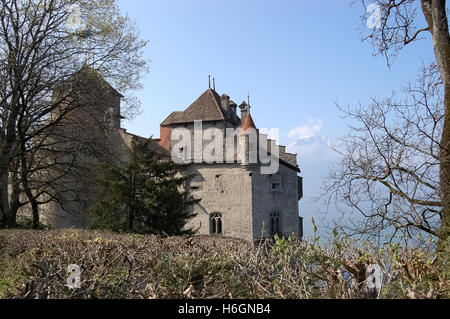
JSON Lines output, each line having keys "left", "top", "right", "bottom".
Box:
{"left": 116, "top": 0, "right": 436, "bottom": 237}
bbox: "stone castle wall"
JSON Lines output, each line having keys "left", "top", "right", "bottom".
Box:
{"left": 182, "top": 163, "right": 254, "bottom": 242}
{"left": 251, "top": 164, "right": 301, "bottom": 241}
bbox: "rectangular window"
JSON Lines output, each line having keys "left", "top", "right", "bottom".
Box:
{"left": 272, "top": 183, "right": 281, "bottom": 191}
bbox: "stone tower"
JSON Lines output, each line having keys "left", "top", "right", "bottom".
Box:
{"left": 159, "top": 87, "right": 304, "bottom": 242}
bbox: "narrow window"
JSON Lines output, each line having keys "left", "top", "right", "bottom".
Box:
{"left": 210, "top": 213, "right": 223, "bottom": 235}
{"left": 179, "top": 147, "right": 189, "bottom": 162}
{"left": 270, "top": 213, "right": 281, "bottom": 236}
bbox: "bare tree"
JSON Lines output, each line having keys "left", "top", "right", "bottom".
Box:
{"left": 338, "top": 0, "right": 450, "bottom": 251}
{"left": 16, "top": 68, "right": 131, "bottom": 228}
{"left": 0, "top": 0, "right": 148, "bottom": 228}
{"left": 327, "top": 63, "right": 443, "bottom": 242}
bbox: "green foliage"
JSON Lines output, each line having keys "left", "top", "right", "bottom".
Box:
{"left": 88, "top": 137, "right": 198, "bottom": 235}
{"left": 15, "top": 217, "right": 52, "bottom": 231}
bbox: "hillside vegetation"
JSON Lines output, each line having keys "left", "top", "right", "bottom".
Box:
{"left": 0, "top": 230, "right": 448, "bottom": 299}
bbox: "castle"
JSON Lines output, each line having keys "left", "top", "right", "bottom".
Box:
{"left": 29, "top": 70, "right": 304, "bottom": 243}
{"left": 156, "top": 87, "right": 304, "bottom": 242}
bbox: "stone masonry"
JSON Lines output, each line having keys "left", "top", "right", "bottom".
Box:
{"left": 17, "top": 72, "right": 304, "bottom": 243}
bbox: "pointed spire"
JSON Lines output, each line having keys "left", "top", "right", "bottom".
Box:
{"left": 241, "top": 113, "right": 257, "bottom": 132}
{"left": 213, "top": 78, "right": 216, "bottom": 91}
{"left": 208, "top": 75, "right": 211, "bottom": 89}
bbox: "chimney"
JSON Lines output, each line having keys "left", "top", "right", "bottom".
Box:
{"left": 229, "top": 100, "right": 237, "bottom": 122}
{"left": 239, "top": 101, "right": 250, "bottom": 122}
{"left": 221, "top": 94, "right": 230, "bottom": 114}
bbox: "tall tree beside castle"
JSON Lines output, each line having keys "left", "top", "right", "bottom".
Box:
{"left": 328, "top": 1, "right": 450, "bottom": 260}
{"left": 88, "top": 137, "right": 199, "bottom": 235}
{"left": 0, "top": 0, "right": 148, "bottom": 228}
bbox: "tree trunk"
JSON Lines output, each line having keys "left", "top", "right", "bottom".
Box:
{"left": 30, "top": 196, "right": 39, "bottom": 230}
{"left": 439, "top": 95, "right": 450, "bottom": 253}
{"left": 18, "top": 135, "right": 39, "bottom": 229}
{"left": 0, "top": 158, "right": 10, "bottom": 227}
{"left": 7, "top": 159, "right": 22, "bottom": 228}
{"left": 128, "top": 170, "right": 135, "bottom": 232}
{"left": 421, "top": 0, "right": 450, "bottom": 256}
{"left": 20, "top": 165, "right": 40, "bottom": 230}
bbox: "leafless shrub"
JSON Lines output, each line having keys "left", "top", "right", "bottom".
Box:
{"left": 0, "top": 230, "right": 447, "bottom": 299}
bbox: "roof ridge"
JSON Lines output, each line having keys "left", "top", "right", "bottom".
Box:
{"left": 161, "top": 89, "right": 229, "bottom": 125}
{"left": 207, "top": 88, "right": 226, "bottom": 121}
{"left": 74, "top": 66, "right": 124, "bottom": 97}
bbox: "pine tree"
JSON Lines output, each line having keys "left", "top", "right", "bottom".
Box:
{"left": 88, "top": 137, "right": 198, "bottom": 235}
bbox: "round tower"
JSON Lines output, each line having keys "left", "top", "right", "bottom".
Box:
{"left": 239, "top": 113, "right": 258, "bottom": 165}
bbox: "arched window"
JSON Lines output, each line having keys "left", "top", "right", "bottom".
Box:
{"left": 270, "top": 213, "right": 281, "bottom": 236}
{"left": 210, "top": 213, "right": 223, "bottom": 235}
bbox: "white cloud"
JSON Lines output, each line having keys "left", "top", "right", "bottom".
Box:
{"left": 287, "top": 136, "right": 335, "bottom": 161}
{"left": 287, "top": 118, "right": 323, "bottom": 140}
{"left": 286, "top": 119, "right": 338, "bottom": 162}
